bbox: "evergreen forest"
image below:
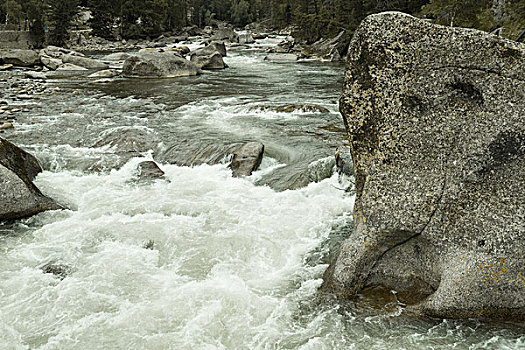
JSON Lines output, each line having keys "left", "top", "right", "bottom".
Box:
{"left": 1, "top": 0, "right": 524, "bottom": 46}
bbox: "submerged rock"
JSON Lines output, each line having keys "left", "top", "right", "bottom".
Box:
{"left": 264, "top": 54, "right": 298, "bottom": 62}
{"left": 41, "top": 262, "right": 71, "bottom": 280}
{"left": 229, "top": 142, "right": 264, "bottom": 177}
{"left": 323, "top": 12, "right": 525, "bottom": 320}
{"left": 122, "top": 52, "right": 199, "bottom": 78}
{"left": 93, "top": 127, "right": 160, "bottom": 157}
{"left": 0, "top": 137, "right": 61, "bottom": 221}
{"left": 250, "top": 104, "right": 329, "bottom": 113}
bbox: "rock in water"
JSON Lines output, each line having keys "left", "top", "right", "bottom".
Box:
{"left": 323, "top": 12, "right": 525, "bottom": 320}
{"left": 238, "top": 34, "right": 255, "bottom": 45}
{"left": 137, "top": 161, "right": 165, "bottom": 180}
{"left": 62, "top": 54, "right": 108, "bottom": 70}
{"left": 0, "top": 49, "right": 40, "bottom": 67}
{"left": 0, "top": 137, "right": 61, "bottom": 221}
{"left": 229, "top": 142, "right": 264, "bottom": 177}
{"left": 122, "top": 52, "right": 199, "bottom": 78}
{"left": 190, "top": 52, "right": 226, "bottom": 70}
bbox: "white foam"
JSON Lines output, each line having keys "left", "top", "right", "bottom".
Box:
{"left": 0, "top": 159, "right": 354, "bottom": 348}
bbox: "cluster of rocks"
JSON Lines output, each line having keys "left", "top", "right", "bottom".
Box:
{"left": 264, "top": 31, "right": 348, "bottom": 62}
{"left": 122, "top": 41, "right": 228, "bottom": 78}
{"left": 0, "top": 46, "right": 109, "bottom": 73}
{"left": 91, "top": 127, "right": 265, "bottom": 179}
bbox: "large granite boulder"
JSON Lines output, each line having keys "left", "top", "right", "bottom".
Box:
{"left": 0, "top": 137, "right": 61, "bottom": 221}
{"left": 323, "top": 12, "right": 525, "bottom": 320}
{"left": 0, "top": 49, "right": 40, "bottom": 67}
{"left": 122, "top": 52, "right": 199, "bottom": 78}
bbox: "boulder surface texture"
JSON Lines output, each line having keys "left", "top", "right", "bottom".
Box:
{"left": 323, "top": 12, "right": 525, "bottom": 320}
{"left": 0, "top": 137, "right": 60, "bottom": 221}
{"left": 123, "top": 52, "right": 199, "bottom": 78}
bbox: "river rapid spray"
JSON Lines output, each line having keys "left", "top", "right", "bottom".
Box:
{"left": 0, "top": 39, "right": 524, "bottom": 349}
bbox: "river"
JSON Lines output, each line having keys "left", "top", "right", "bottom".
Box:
{"left": 0, "top": 38, "right": 523, "bottom": 349}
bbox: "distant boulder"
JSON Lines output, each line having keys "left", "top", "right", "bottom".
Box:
{"left": 122, "top": 52, "right": 199, "bottom": 78}
{"left": 212, "top": 28, "right": 238, "bottom": 42}
{"left": 62, "top": 54, "right": 108, "bottom": 70}
{"left": 190, "top": 52, "right": 226, "bottom": 70}
{"left": 0, "top": 49, "right": 40, "bottom": 67}
{"left": 238, "top": 33, "right": 255, "bottom": 45}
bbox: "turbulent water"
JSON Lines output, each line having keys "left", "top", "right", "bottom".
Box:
{"left": 0, "top": 38, "right": 524, "bottom": 349}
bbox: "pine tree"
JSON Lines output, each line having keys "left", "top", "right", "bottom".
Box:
{"left": 48, "top": 0, "right": 79, "bottom": 46}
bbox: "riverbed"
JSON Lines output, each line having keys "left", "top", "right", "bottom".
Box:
{"left": 0, "top": 40, "right": 523, "bottom": 349}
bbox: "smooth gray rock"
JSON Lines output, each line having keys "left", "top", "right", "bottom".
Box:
{"left": 190, "top": 52, "right": 226, "bottom": 70}
{"left": 101, "top": 52, "right": 130, "bottom": 61}
{"left": 323, "top": 12, "right": 525, "bottom": 320}
{"left": 229, "top": 142, "right": 264, "bottom": 177}
{"left": 137, "top": 161, "right": 165, "bottom": 180}
{"left": 25, "top": 71, "right": 46, "bottom": 80}
{"left": 212, "top": 28, "right": 238, "bottom": 42}
{"left": 56, "top": 63, "right": 88, "bottom": 71}
{"left": 88, "top": 69, "right": 119, "bottom": 78}
{"left": 62, "top": 54, "right": 108, "bottom": 70}
{"left": 0, "top": 49, "right": 40, "bottom": 67}
{"left": 238, "top": 33, "right": 255, "bottom": 45}
{"left": 0, "top": 137, "right": 61, "bottom": 221}
{"left": 40, "top": 54, "right": 62, "bottom": 70}
{"left": 191, "top": 41, "right": 227, "bottom": 58}
{"left": 122, "top": 52, "right": 199, "bottom": 78}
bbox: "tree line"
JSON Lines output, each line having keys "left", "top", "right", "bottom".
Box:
{"left": 1, "top": 0, "right": 524, "bottom": 47}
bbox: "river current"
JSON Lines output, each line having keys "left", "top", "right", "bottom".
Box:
{"left": 0, "top": 38, "right": 523, "bottom": 349}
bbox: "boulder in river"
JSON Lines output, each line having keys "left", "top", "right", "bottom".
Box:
{"left": 62, "top": 54, "right": 108, "bottom": 70}
{"left": 137, "top": 161, "right": 165, "bottom": 180}
{"left": 212, "top": 28, "right": 239, "bottom": 42}
{"left": 190, "top": 52, "right": 226, "bottom": 70}
{"left": 122, "top": 52, "right": 199, "bottom": 78}
{"left": 191, "top": 41, "right": 227, "bottom": 58}
{"left": 229, "top": 142, "right": 264, "bottom": 177}
{"left": 40, "top": 55, "right": 62, "bottom": 70}
{"left": 56, "top": 63, "right": 88, "bottom": 71}
{"left": 0, "top": 49, "right": 40, "bottom": 67}
{"left": 0, "top": 137, "right": 61, "bottom": 221}
{"left": 238, "top": 33, "right": 255, "bottom": 45}
{"left": 323, "top": 12, "right": 525, "bottom": 320}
